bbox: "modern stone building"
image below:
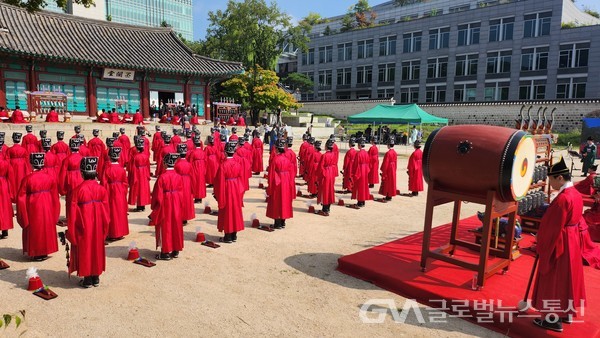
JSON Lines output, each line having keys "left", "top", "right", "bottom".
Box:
{"left": 296, "top": 0, "right": 600, "bottom": 103}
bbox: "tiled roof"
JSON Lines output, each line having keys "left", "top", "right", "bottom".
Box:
{"left": 0, "top": 3, "right": 244, "bottom": 77}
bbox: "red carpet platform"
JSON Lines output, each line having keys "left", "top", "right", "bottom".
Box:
{"left": 338, "top": 216, "right": 600, "bottom": 337}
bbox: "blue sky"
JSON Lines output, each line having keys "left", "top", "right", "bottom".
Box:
{"left": 192, "top": 0, "right": 599, "bottom": 41}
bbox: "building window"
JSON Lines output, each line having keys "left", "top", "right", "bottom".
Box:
{"left": 301, "top": 48, "right": 315, "bottom": 65}
{"left": 336, "top": 68, "right": 352, "bottom": 86}
{"left": 318, "top": 45, "right": 333, "bottom": 63}
{"left": 356, "top": 66, "right": 373, "bottom": 84}
{"left": 556, "top": 77, "right": 587, "bottom": 99}
{"left": 317, "top": 92, "right": 332, "bottom": 101}
{"left": 377, "top": 88, "right": 394, "bottom": 99}
{"left": 457, "top": 23, "right": 480, "bottom": 46}
{"left": 337, "top": 42, "right": 352, "bottom": 61}
{"left": 487, "top": 51, "right": 512, "bottom": 74}
{"left": 356, "top": 91, "right": 372, "bottom": 99}
{"left": 484, "top": 82, "right": 510, "bottom": 101}
{"left": 428, "top": 27, "right": 450, "bottom": 50}
{"left": 301, "top": 93, "right": 315, "bottom": 101}
{"left": 559, "top": 43, "right": 590, "bottom": 68}
{"left": 426, "top": 85, "right": 446, "bottom": 103}
{"left": 519, "top": 80, "right": 546, "bottom": 100}
{"left": 97, "top": 87, "right": 138, "bottom": 112}
{"left": 357, "top": 39, "right": 374, "bottom": 59}
{"left": 336, "top": 92, "right": 351, "bottom": 100}
{"left": 449, "top": 4, "right": 470, "bottom": 14}
{"left": 427, "top": 57, "right": 448, "bottom": 79}
{"left": 521, "top": 47, "right": 549, "bottom": 71}
{"left": 403, "top": 32, "right": 422, "bottom": 53}
{"left": 378, "top": 63, "right": 396, "bottom": 83}
{"left": 379, "top": 36, "right": 397, "bottom": 56}
{"left": 400, "top": 87, "right": 419, "bottom": 103}
{"left": 4, "top": 80, "right": 28, "bottom": 110}
{"left": 524, "top": 12, "right": 551, "bottom": 38}
{"left": 454, "top": 83, "right": 477, "bottom": 102}
{"left": 455, "top": 54, "right": 478, "bottom": 76}
{"left": 401, "top": 60, "right": 420, "bottom": 81}
{"left": 489, "top": 17, "right": 514, "bottom": 42}
{"left": 318, "top": 70, "right": 332, "bottom": 90}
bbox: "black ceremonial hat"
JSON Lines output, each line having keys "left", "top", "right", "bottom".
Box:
{"left": 349, "top": 137, "right": 356, "bottom": 146}
{"left": 177, "top": 143, "right": 188, "bottom": 154}
{"left": 548, "top": 157, "right": 569, "bottom": 176}
{"left": 93, "top": 129, "right": 100, "bottom": 136}
{"left": 414, "top": 140, "right": 421, "bottom": 148}
{"left": 238, "top": 137, "right": 246, "bottom": 145}
{"left": 225, "top": 141, "right": 237, "bottom": 154}
{"left": 112, "top": 132, "right": 119, "bottom": 138}
{"left": 287, "top": 136, "right": 293, "bottom": 145}
{"left": 219, "top": 134, "right": 226, "bottom": 142}
{"left": 164, "top": 153, "right": 179, "bottom": 168}
{"left": 135, "top": 137, "right": 144, "bottom": 148}
{"left": 591, "top": 164, "right": 598, "bottom": 171}
{"left": 12, "top": 132, "right": 22, "bottom": 143}
{"left": 39, "top": 130, "right": 47, "bottom": 138}
{"left": 74, "top": 125, "right": 81, "bottom": 133}
{"left": 193, "top": 135, "right": 202, "bottom": 145}
{"left": 25, "top": 125, "right": 33, "bottom": 132}
{"left": 119, "top": 127, "right": 126, "bottom": 134}
{"left": 106, "top": 137, "right": 116, "bottom": 147}
{"left": 155, "top": 125, "right": 161, "bottom": 131}
{"left": 314, "top": 140, "right": 322, "bottom": 148}
{"left": 80, "top": 157, "right": 99, "bottom": 173}
{"left": 357, "top": 137, "right": 366, "bottom": 146}
{"left": 326, "top": 138, "right": 334, "bottom": 150}
{"left": 57, "top": 131, "right": 65, "bottom": 139}
{"left": 163, "top": 134, "right": 172, "bottom": 143}
{"left": 69, "top": 138, "right": 80, "bottom": 150}
{"left": 41, "top": 138, "right": 52, "bottom": 149}
{"left": 276, "top": 138, "right": 286, "bottom": 150}
{"left": 207, "top": 135, "right": 214, "bottom": 144}
{"left": 30, "top": 152, "right": 45, "bottom": 168}
{"left": 109, "top": 147, "right": 122, "bottom": 160}
{"left": 388, "top": 136, "right": 396, "bottom": 146}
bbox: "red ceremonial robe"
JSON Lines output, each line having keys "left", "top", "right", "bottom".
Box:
{"left": 332, "top": 143, "right": 339, "bottom": 171}
{"left": 132, "top": 112, "right": 144, "bottom": 125}
{"left": 102, "top": 162, "right": 129, "bottom": 238}
{"left": 67, "top": 180, "right": 110, "bottom": 277}
{"left": 51, "top": 140, "right": 70, "bottom": 163}
{"left": 0, "top": 144, "right": 8, "bottom": 160}
{"left": 171, "top": 135, "right": 182, "bottom": 150}
{"left": 127, "top": 150, "right": 151, "bottom": 206}
{"left": 284, "top": 148, "right": 298, "bottom": 179}
{"left": 307, "top": 150, "right": 321, "bottom": 195}
{"left": 58, "top": 152, "right": 83, "bottom": 219}
{"left": 251, "top": 138, "right": 264, "bottom": 173}
{"left": 343, "top": 148, "right": 357, "bottom": 191}
{"left": 235, "top": 147, "right": 251, "bottom": 192}
{"left": 237, "top": 116, "right": 246, "bottom": 126}
{"left": 0, "top": 109, "right": 8, "bottom": 122}
{"left": 351, "top": 149, "right": 370, "bottom": 201}
{"left": 117, "top": 135, "right": 131, "bottom": 164}
{"left": 298, "top": 141, "right": 309, "bottom": 177}
{"left": 368, "top": 144, "right": 379, "bottom": 185}
{"left": 266, "top": 153, "right": 294, "bottom": 220}
{"left": 7, "top": 144, "right": 31, "bottom": 199}
{"left": 156, "top": 143, "right": 175, "bottom": 176}
{"left": 186, "top": 147, "right": 207, "bottom": 199}
{"left": 532, "top": 185, "right": 586, "bottom": 316}
{"left": 0, "top": 159, "right": 14, "bottom": 231}
{"left": 317, "top": 150, "right": 338, "bottom": 206}
{"left": 205, "top": 144, "right": 220, "bottom": 185}
{"left": 71, "top": 134, "right": 87, "bottom": 146}
{"left": 303, "top": 146, "right": 315, "bottom": 182}
{"left": 214, "top": 157, "right": 245, "bottom": 234}
{"left": 575, "top": 172, "right": 596, "bottom": 196}
{"left": 174, "top": 158, "right": 195, "bottom": 221}
{"left": 43, "top": 150, "right": 60, "bottom": 181}
{"left": 379, "top": 148, "right": 398, "bottom": 197}
{"left": 110, "top": 112, "right": 121, "bottom": 124}
{"left": 45, "top": 110, "right": 59, "bottom": 122}
{"left": 578, "top": 219, "right": 600, "bottom": 269}
{"left": 88, "top": 137, "right": 106, "bottom": 158}
{"left": 407, "top": 148, "right": 424, "bottom": 192}
{"left": 11, "top": 109, "right": 26, "bottom": 123}
{"left": 151, "top": 133, "right": 164, "bottom": 163}
{"left": 17, "top": 170, "right": 60, "bottom": 257}
{"left": 151, "top": 169, "right": 184, "bottom": 253}
{"left": 22, "top": 133, "right": 39, "bottom": 154}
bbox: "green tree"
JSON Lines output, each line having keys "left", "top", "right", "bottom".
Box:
{"left": 282, "top": 73, "right": 313, "bottom": 93}
{"left": 340, "top": 13, "right": 354, "bottom": 32}
{"left": 1, "top": 0, "right": 95, "bottom": 12}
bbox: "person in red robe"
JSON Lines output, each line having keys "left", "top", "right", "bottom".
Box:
{"left": 98, "top": 109, "right": 110, "bottom": 123}
{"left": 350, "top": 137, "right": 370, "bottom": 208}
{"left": 136, "top": 126, "right": 151, "bottom": 156}
{"left": 71, "top": 125, "right": 87, "bottom": 146}
{"left": 0, "top": 155, "right": 14, "bottom": 239}
{"left": 59, "top": 139, "right": 83, "bottom": 220}
{"left": 0, "top": 107, "right": 10, "bottom": 123}
{"left": 67, "top": 157, "right": 109, "bottom": 288}
{"left": 205, "top": 136, "right": 220, "bottom": 187}
{"left": 128, "top": 138, "right": 151, "bottom": 211}
{"left": 109, "top": 108, "right": 121, "bottom": 124}
{"left": 229, "top": 127, "right": 239, "bottom": 142}
{"left": 367, "top": 138, "right": 379, "bottom": 188}
{"left": 342, "top": 137, "right": 357, "bottom": 193}
{"left": 102, "top": 147, "right": 129, "bottom": 241}
{"left": 214, "top": 142, "right": 245, "bottom": 243}
{"left": 45, "top": 107, "right": 59, "bottom": 122}
{"left": 98, "top": 137, "right": 115, "bottom": 180}
{"left": 41, "top": 138, "right": 59, "bottom": 181}
{"left": 117, "top": 128, "right": 131, "bottom": 165}
{"left": 51, "top": 131, "right": 70, "bottom": 163}
{"left": 10, "top": 106, "right": 26, "bottom": 124}
{"left": 191, "top": 127, "right": 203, "bottom": 147}
{"left": 87, "top": 129, "right": 105, "bottom": 158}
{"left": 184, "top": 130, "right": 195, "bottom": 150}
{"left": 151, "top": 126, "right": 164, "bottom": 164}
{"left": 251, "top": 132, "right": 264, "bottom": 176}
{"left": 283, "top": 137, "right": 298, "bottom": 180}
{"left": 156, "top": 134, "right": 175, "bottom": 177}
{"left": 306, "top": 141, "right": 322, "bottom": 197}
{"left": 187, "top": 135, "right": 207, "bottom": 203}
{"left": 532, "top": 157, "right": 586, "bottom": 332}
{"left": 575, "top": 164, "right": 597, "bottom": 196}
{"left": 212, "top": 127, "right": 222, "bottom": 152}
{"left": 120, "top": 110, "right": 133, "bottom": 124}
{"left": 237, "top": 115, "right": 246, "bottom": 127}
{"left": 36, "top": 130, "right": 47, "bottom": 152}
{"left": 151, "top": 153, "right": 185, "bottom": 260}
{"left": 0, "top": 132, "right": 8, "bottom": 160}
{"left": 7, "top": 132, "right": 31, "bottom": 200}
{"left": 22, "top": 125, "right": 38, "bottom": 154}
{"left": 17, "top": 153, "right": 60, "bottom": 260}
{"left": 298, "top": 134, "right": 310, "bottom": 179}
{"left": 379, "top": 138, "right": 398, "bottom": 200}
{"left": 170, "top": 113, "right": 181, "bottom": 126}
{"left": 266, "top": 139, "right": 294, "bottom": 228}
{"left": 226, "top": 115, "right": 236, "bottom": 126}
{"left": 407, "top": 140, "right": 424, "bottom": 196}
{"left": 174, "top": 144, "right": 195, "bottom": 224}
{"left": 171, "top": 129, "right": 182, "bottom": 150}
{"left": 315, "top": 139, "right": 338, "bottom": 216}
{"left": 132, "top": 109, "right": 144, "bottom": 125}
{"left": 234, "top": 138, "right": 251, "bottom": 193}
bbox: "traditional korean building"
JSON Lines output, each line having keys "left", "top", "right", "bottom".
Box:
{"left": 0, "top": 2, "right": 244, "bottom": 119}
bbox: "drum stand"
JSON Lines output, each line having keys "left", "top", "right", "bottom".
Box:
{"left": 420, "top": 184, "right": 516, "bottom": 290}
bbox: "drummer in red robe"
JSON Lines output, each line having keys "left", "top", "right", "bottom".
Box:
{"left": 128, "top": 138, "right": 151, "bottom": 211}
{"left": 102, "top": 147, "right": 129, "bottom": 241}
{"left": 0, "top": 151, "right": 14, "bottom": 239}
{"left": 17, "top": 153, "right": 60, "bottom": 261}
{"left": 315, "top": 139, "right": 338, "bottom": 216}
{"left": 59, "top": 139, "right": 83, "bottom": 220}
{"left": 342, "top": 137, "right": 357, "bottom": 193}
{"left": 120, "top": 110, "right": 133, "bottom": 124}
{"left": 67, "top": 156, "right": 109, "bottom": 288}
{"left": 7, "top": 132, "right": 31, "bottom": 200}
{"left": 214, "top": 142, "right": 245, "bottom": 243}
{"left": 41, "top": 138, "right": 59, "bottom": 180}
{"left": 98, "top": 109, "right": 110, "bottom": 123}
{"left": 22, "top": 125, "right": 38, "bottom": 154}
{"left": 379, "top": 137, "right": 398, "bottom": 200}
{"left": 109, "top": 108, "right": 121, "bottom": 124}
{"left": 151, "top": 153, "right": 185, "bottom": 260}
{"left": 251, "top": 130, "right": 264, "bottom": 175}
{"left": 350, "top": 137, "right": 370, "bottom": 208}
{"left": 407, "top": 140, "right": 424, "bottom": 196}
{"left": 532, "top": 157, "right": 586, "bottom": 332}
{"left": 266, "top": 139, "right": 294, "bottom": 228}
{"left": 174, "top": 144, "right": 195, "bottom": 224}
{"left": 10, "top": 106, "right": 26, "bottom": 124}
{"left": 205, "top": 135, "right": 220, "bottom": 187}
{"left": 575, "top": 164, "right": 597, "bottom": 196}
{"left": 187, "top": 135, "right": 207, "bottom": 204}
{"left": 51, "top": 131, "right": 70, "bottom": 163}
{"left": 151, "top": 126, "right": 164, "bottom": 164}
{"left": 45, "top": 106, "right": 59, "bottom": 122}
{"left": 132, "top": 109, "right": 144, "bottom": 125}
{"left": 367, "top": 137, "right": 379, "bottom": 188}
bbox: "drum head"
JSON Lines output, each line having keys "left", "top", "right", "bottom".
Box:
{"left": 510, "top": 136, "right": 536, "bottom": 200}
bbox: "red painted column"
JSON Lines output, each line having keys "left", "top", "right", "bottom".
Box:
{"left": 27, "top": 62, "right": 38, "bottom": 111}
{"left": 0, "top": 69, "right": 6, "bottom": 108}
{"left": 184, "top": 78, "right": 191, "bottom": 107}
{"left": 140, "top": 74, "right": 149, "bottom": 118}
{"left": 87, "top": 68, "right": 97, "bottom": 117}
{"left": 204, "top": 82, "right": 211, "bottom": 120}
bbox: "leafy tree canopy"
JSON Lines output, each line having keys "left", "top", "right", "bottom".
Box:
{"left": 1, "top": 0, "right": 94, "bottom": 12}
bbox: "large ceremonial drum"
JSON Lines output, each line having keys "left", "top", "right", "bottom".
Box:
{"left": 423, "top": 125, "right": 536, "bottom": 202}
